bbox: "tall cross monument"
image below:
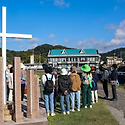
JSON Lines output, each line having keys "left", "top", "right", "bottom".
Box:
{"left": 0, "top": 7, "right": 32, "bottom": 104}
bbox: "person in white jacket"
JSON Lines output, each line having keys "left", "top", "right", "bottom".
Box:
{"left": 41, "top": 66, "right": 56, "bottom": 117}
{"left": 6, "top": 65, "right": 13, "bottom": 102}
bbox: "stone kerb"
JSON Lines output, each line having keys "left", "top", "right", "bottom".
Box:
{"left": 0, "top": 57, "right": 4, "bottom": 124}
{"left": 13, "top": 57, "right": 22, "bottom": 122}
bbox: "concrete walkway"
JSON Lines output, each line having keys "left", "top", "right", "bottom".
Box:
{"left": 98, "top": 84, "right": 125, "bottom": 125}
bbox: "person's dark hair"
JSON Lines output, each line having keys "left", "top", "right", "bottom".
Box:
{"left": 10, "top": 67, "right": 13, "bottom": 73}
{"left": 112, "top": 64, "right": 117, "bottom": 69}
{"left": 45, "top": 67, "right": 52, "bottom": 73}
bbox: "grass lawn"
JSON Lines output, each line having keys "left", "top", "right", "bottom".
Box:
{"left": 47, "top": 98, "right": 119, "bottom": 125}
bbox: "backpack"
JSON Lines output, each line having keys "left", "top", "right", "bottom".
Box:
{"left": 44, "top": 74, "right": 54, "bottom": 93}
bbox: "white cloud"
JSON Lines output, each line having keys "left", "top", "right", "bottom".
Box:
{"left": 28, "top": 37, "right": 41, "bottom": 43}
{"left": 114, "top": 28, "right": 125, "bottom": 39}
{"left": 114, "top": 6, "right": 118, "bottom": 11}
{"left": 52, "top": 40, "right": 57, "bottom": 45}
{"left": 19, "top": 45, "right": 25, "bottom": 51}
{"left": 77, "top": 41, "right": 82, "bottom": 46}
{"left": 54, "top": 0, "right": 65, "bottom": 6}
{"left": 47, "top": 33, "right": 55, "bottom": 38}
{"left": 40, "top": 0, "right": 70, "bottom": 8}
{"left": 64, "top": 38, "right": 70, "bottom": 43}
{"left": 13, "top": 39, "right": 23, "bottom": 42}
{"left": 77, "top": 37, "right": 105, "bottom": 53}
{"left": 105, "top": 39, "right": 125, "bottom": 48}
{"left": 54, "top": 0, "right": 70, "bottom": 7}
{"left": 28, "top": 44, "right": 38, "bottom": 49}
{"left": 40, "top": 1, "right": 44, "bottom": 4}
{"left": 105, "top": 20, "right": 125, "bottom": 49}
{"left": 76, "top": 20, "right": 125, "bottom": 53}
{"left": 104, "top": 24, "right": 116, "bottom": 30}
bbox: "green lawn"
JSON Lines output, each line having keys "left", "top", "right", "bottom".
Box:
{"left": 48, "top": 99, "right": 119, "bottom": 125}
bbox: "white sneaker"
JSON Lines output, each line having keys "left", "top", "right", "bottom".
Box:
{"left": 62, "top": 112, "right": 66, "bottom": 115}
{"left": 89, "top": 105, "right": 92, "bottom": 108}
{"left": 66, "top": 111, "right": 70, "bottom": 114}
{"left": 71, "top": 109, "right": 75, "bottom": 112}
{"left": 84, "top": 106, "right": 87, "bottom": 109}
{"left": 92, "top": 102, "right": 95, "bottom": 104}
{"left": 47, "top": 112, "right": 49, "bottom": 116}
{"left": 96, "top": 100, "right": 98, "bottom": 103}
{"left": 77, "top": 109, "right": 80, "bottom": 111}
{"left": 51, "top": 112, "right": 56, "bottom": 116}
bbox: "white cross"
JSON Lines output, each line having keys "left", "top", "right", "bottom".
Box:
{"left": 0, "top": 7, "right": 32, "bottom": 104}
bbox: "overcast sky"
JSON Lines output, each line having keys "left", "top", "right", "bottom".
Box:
{"left": 0, "top": 0, "right": 125, "bottom": 53}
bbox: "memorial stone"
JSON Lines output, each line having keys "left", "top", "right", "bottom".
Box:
{"left": 13, "top": 57, "right": 22, "bottom": 122}
{"left": 27, "top": 70, "right": 35, "bottom": 118}
{"left": 34, "top": 77, "right": 39, "bottom": 117}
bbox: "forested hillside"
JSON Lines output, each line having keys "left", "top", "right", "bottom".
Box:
{"left": 0, "top": 45, "right": 125, "bottom": 65}
{"left": 0, "top": 44, "right": 70, "bottom": 64}
{"left": 100, "top": 47, "right": 125, "bottom": 62}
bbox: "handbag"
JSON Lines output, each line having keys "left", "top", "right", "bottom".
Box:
{"left": 24, "top": 89, "right": 27, "bottom": 94}
{"left": 111, "top": 80, "right": 117, "bottom": 85}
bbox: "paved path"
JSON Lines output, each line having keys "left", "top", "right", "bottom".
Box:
{"left": 98, "top": 84, "right": 125, "bottom": 125}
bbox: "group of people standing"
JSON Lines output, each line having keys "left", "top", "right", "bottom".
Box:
{"left": 101, "top": 64, "right": 118, "bottom": 101}
{"left": 41, "top": 64, "right": 101, "bottom": 116}
{"left": 6, "top": 63, "right": 26, "bottom": 102}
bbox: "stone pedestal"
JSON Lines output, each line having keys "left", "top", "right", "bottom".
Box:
{"left": 13, "top": 57, "right": 22, "bottom": 122}
{"left": 27, "top": 70, "right": 35, "bottom": 118}
{"left": 0, "top": 57, "right": 4, "bottom": 124}
{"left": 34, "top": 77, "right": 39, "bottom": 117}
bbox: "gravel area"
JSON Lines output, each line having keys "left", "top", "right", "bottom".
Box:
{"left": 98, "top": 84, "right": 125, "bottom": 125}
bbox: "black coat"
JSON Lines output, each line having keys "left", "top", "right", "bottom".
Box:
{"left": 91, "top": 71, "right": 99, "bottom": 90}
{"left": 58, "top": 75, "right": 72, "bottom": 95}
{"left": 110, "top": 69, "right": 118, "bottom": 81}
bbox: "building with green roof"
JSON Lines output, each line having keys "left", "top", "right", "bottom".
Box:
{"left": 48, "top": 49, "right": 101, "bottom": 69}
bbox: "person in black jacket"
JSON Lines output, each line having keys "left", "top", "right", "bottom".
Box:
{"left": 58, "top": 68, "right": 72, "bottom": 115}
{"left": 91, "top": 66, "right": 99, "bottom": 104}
{"left": 110, "top": 64, "right": 118, "bottom": 101}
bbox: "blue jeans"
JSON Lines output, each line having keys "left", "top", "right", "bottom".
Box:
{"left": 60, "top": 94, "right": 70, "bottom": 112}
{"left": 44, "top": 92, "right": 54, "bottom": 113}
{"left": 70, "top": 91, "right": 80, "bottom": 110}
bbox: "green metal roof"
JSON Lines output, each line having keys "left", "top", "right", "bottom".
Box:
{"left": 49, "top": 49, "right": 98, "bottom": 55}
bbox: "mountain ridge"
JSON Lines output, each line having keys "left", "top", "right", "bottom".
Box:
{"left": 0, "top": 44, "right": 125, "bottom": 64}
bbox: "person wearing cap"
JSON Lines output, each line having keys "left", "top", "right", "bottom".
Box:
{"left": 41, "top": 66, "right": 56, "bottom": 116}
{"left": 58, "top": 68, "right": 72, "bottom": 115}
{"left": 69, "top": 66, "right": 81, "bottom": 112}
{"left": 81, "top": 64, "right": 93, "bottom": 108}
{"left": 91, "top": 66, "right": 99, "bottom": 104}
{"left": 101, "top": 64, "right": 109, "bottom": 99}
{"left": 110, "top": 64, "right": 118, "bottom": 101}
{"left": 6, "top": 65, "right": 14, "bottom": 102}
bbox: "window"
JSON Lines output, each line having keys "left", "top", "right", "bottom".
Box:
{"left": 87, "top": 57, "right": 90, "bottom": 61}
